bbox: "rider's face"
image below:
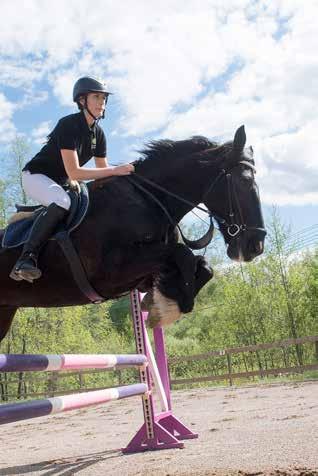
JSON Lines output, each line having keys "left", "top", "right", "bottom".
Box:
{"left": 84, "top": 92, "right": 108, "bottom": 118}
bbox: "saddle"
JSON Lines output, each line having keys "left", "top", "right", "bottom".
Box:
{"left": 2, "top": 182, "right": 89, "bottom": 249}
{"left": 2, "top": 182, "right": 104, "bottom": 304}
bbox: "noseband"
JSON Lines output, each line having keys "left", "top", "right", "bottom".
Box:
{"left": 203, "top": 160, "right": 266, "bottom": 241}
{"left": 127, "top": 159, "right": 265, "bottom": 250}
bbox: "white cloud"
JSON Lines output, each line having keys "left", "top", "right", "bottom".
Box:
{"left": 0, "top": 93, "right": 16, "bottom": 143}
{"left": 0, "top": 0, "right": 317, "bottom": 205}
{"left": 31, "top": 121, "right": 51, "bottom": 146}
{"left": 256, "top": 120, "right": 318, "bottom": 206}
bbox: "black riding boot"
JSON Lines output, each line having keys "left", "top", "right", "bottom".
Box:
{"left": 10, "top": 203, "right": 68, "bottom": 283}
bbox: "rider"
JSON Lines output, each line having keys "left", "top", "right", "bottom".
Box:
{"left": 10, "top": 76, "right": 134, "bottom": 283}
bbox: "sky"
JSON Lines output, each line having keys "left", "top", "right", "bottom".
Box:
{"left": 0, "top": 0, "right": 317, "bottom": 236}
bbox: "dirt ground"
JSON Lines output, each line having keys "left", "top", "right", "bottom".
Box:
{"left": 0, "top": 380, "right": 317, "bottom": 476}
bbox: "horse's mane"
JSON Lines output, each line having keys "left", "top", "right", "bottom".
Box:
{"left": 134, "top": 136, "right": 219, "bottom": 174}
{"left": 91, "top": 136, "right": 230, "bottom": 190}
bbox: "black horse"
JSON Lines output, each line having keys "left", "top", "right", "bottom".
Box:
{"left": 0, "top": 125, "right": 266, "bottom": 340}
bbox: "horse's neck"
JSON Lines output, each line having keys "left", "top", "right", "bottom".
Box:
{"left": 140, "top": 167, "right": 214, "bottom": 223}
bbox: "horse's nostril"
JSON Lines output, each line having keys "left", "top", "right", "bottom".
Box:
{"left": 254, "top": 240, "right": 263, "bottom": 255}
{"left": 249, "top": 240, "right": 263, "bottom": 256}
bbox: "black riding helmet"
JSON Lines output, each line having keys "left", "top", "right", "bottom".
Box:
{"left": 73, "top": 76, "right": 112, "bottom": 120}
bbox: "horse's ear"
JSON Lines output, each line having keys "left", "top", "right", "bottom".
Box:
{"left": 233, "top": 125, "right": 246, "bottom": 151}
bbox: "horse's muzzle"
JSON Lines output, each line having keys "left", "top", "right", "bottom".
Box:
{"left": 227, "top": 229, "right": 266, "bottom": 262}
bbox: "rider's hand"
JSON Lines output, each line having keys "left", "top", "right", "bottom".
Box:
{"left": 114, "top": 164, "right": 135, "bottom": 176}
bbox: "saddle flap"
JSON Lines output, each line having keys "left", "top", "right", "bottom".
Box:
{"left": 2, "top": 182, "right": 89, "bottom": 249}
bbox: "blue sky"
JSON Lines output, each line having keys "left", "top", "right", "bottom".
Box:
{"left": 0, "top": 0, "right": 317, "bottom": 237}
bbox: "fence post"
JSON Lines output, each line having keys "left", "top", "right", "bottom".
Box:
{"left": 17, "top": 372, "right": 25, "bottom": 399}
{"left": 116, "top": 369, "right": 123, "bottom": 386}
{"left": 0, "top": 373, "right": 5, "bottom": 402}
{"left": 47, "top": 372, "right": 58, "bottom": 397}
{"left": 226, "top": 353, "right": 233, "bottom": 386}
{"left": 78, "top": 371, "right": 84, "bottom": 391}
{"left": 282, "top": 346, "right": 288, "bottom": 367}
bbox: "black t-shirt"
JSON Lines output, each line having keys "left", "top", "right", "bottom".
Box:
{"left": 23, "top": 112, "right": 107, "bottom": 184}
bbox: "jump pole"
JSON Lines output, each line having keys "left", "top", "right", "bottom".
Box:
{"left": 0, "top": 384, "right": 147, "bottom": 425}
{"left": 0, "top": 352, "right": 149, "bottom": 425}
{"left": 0, "top": 289, "right": 198, "bottom": 453}
{"left": 0, "top": 354, "right": 148, "bottom": 372}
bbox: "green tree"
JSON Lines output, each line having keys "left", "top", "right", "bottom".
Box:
{"left": 0, "top": 178, "right": 8, "bottom": 227}
{"left": 5, "top": 135, "right": 30, "bottom": 210}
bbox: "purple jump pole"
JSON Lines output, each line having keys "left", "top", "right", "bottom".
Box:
{"left": 123, "top": 290, "right": 198, "bottom": 453}
{"left": 0, "top": 384, "right": 148, "bottom": 425}
{"left": 0, "top": 354, "right": 147, "bottom": 373}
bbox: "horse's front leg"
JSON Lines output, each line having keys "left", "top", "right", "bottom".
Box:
{"left": 0, "top": 306, "right": 18, "bottom": 343}
{"left": 144, "top": 244, "right": 213, "bottom": 327}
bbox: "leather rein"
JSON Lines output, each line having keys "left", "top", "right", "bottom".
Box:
{"left": 127, "top": 159, "right": 265, "bottom": 250}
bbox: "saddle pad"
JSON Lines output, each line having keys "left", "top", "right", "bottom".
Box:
{"left": 2, "top": 182, "right": 89, "bottom": 249}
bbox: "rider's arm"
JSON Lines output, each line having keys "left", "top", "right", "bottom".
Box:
{"left": 61, "top": 149, "right": 133, "bottom": 181}
{"left": 94, "top": 156, "right": 108, "bottom": 168}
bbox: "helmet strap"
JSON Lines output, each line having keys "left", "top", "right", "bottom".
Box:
{"left": 84, "top": 96, "right": 97, "bottom": 121}
{"left": 83, "top": 96, "right": 104, "bottom": 122}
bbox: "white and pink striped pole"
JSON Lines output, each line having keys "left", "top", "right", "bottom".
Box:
{"left": 0, "top": 353, "right": 147, "bottom": 372}
{"left": 0, "top": 384, "right": 147, "bottom": 425}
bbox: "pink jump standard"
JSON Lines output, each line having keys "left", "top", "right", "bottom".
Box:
{"left": 0, "top": 290, "right": 198, "bottom": 453}
{"left": 123, "top": 290, "right": 198, "bottom": 453}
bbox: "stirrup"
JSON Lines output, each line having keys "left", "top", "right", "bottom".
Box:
{"left": 10, "top": 253, "right": 41, "bottom": 283}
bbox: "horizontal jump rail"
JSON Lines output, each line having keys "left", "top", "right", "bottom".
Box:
{"left": 0, "top": 291, "right": 197, "bottom": 453}
{"left": 0, "top": 354, "right": 147, "bottom": 373}
{"left": 0, "top": 383, "right": 148, "bottom": 425}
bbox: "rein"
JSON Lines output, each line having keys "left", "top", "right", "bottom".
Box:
{"left": 126, "top": 175, "right": 214, "bottom": 250}
{"left": 127, "top": 159, "right": 264, "bottom": 250}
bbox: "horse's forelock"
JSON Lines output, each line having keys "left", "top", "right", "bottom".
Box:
{"left": 196, "top": 143, "right": 231, "bottom": 166}
{"left": 197, "top": 141, "right": 255, "bottom": 170}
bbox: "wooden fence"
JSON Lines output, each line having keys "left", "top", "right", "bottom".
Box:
{"left": 1, "top": 335, "right": 318, "bottom": 401}
{"left": 169, "top": 335, "right": 318, "bottom": 387}
{"left": 0, "top": 367, "right": 128, "bottom": 401}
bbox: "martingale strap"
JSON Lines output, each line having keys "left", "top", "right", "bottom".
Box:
{"left": 55, "top": 231, "right": 105, "bottom": 304}
{"left": 126, "top": 175, "right": 214, "bottom": 250}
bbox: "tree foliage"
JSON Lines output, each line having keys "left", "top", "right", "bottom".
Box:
{"left": 1, "top": 141, "right": 317, "bottom": 400}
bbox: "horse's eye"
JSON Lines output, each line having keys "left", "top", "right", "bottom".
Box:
{"left": 242, "top": 171, "right": 252, "bottom": 180}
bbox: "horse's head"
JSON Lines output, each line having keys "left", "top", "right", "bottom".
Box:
{"left": 203, "top": 126, "right": 266, "bottom": 262}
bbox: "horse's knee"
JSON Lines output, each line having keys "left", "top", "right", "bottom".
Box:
{"left": 194, "top": 256, "right": 213, "bottom": 292}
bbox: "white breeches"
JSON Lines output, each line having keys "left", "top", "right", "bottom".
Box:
{"left": 22, "top": 171, "right": 71, "bottom": 211}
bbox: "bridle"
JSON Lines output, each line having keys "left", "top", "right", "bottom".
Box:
{"left": 126, "top": 159, "right": 266, "bottom": 250}
{"left": 202, "top": 160, "right": 266, "bottom": 240}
